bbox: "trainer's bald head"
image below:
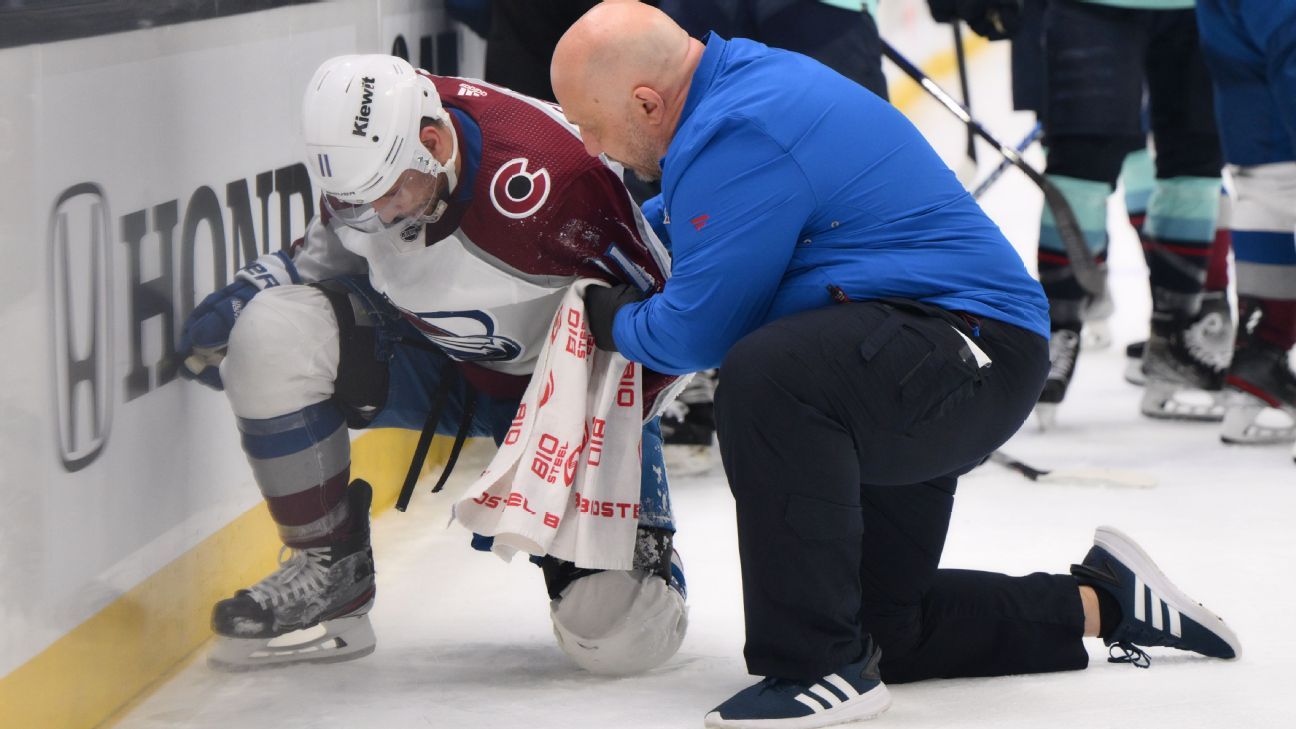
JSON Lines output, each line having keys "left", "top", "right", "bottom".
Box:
{"left": 552, "top": 1, "right": 703, "bottom": 180}
{"left": 553, "top": 1, "right": 688, "bottom": 100}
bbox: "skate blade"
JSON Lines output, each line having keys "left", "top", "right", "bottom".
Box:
{"left": 664, "top": 443, "right": 718, "bottom": 477}
{"left": 1220, "top": 394, "right": 1296, "bottom": 445}
{"left": 1082, "top": 320, "right": 1112, "bottom": 350}
{"left": 1140, "top": 382, "right": 1224, "bottom": 422}
{"left": 208, "top": 612, "right": 376, "bottom": 672}
{"left": 1034, "top": 403, "right": 1059, "bottom": 431}
{"left": 1123, "top": 357, "right": 1146, "bottom": 387}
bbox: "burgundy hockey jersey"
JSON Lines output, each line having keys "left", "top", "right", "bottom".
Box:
{"left": 292, "top": 74, "right": 674, "bottom": 403}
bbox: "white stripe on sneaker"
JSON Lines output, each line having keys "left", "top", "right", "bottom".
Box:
{"left": 1134, "top": 575, "right": 1146, "bottom": 622}
{"left": 807, "top": 684, "right": 842, "bottom": 708}
{"left": 794, "top": 693, "right": 825, "bottom": 714}
{"left": 823, "top": 674, "right": 860, "bottom": 700}
{"left": 1094, "top": 526, "right": 1242, "bottom": 660}
{"left": 1169, "top": 605, "right": 1182, "bottom": 638}
{"left": 1151, "top": 591, "right": 1164, "bottom": 630}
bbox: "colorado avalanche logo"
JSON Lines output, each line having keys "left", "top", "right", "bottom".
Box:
{"left": 407, "top": 309, "right": 523, "bottom": 362}
{"left": 490, "top": 157, "right": 551, "bottom": 219}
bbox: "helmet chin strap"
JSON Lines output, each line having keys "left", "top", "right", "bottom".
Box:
{"left": 433, "top": 114, "right": 460, "bottom": 196}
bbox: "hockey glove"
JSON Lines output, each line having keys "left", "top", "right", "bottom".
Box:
{"left": 926, "top": 0, "right": 1023, "bottom": 41}
{"left": 178, "top": 250, "right": 300, "bottom": 390}
{"left": 583, "top": 283, "right": 645, "bottom": 353}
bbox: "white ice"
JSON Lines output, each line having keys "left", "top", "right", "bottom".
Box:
{"left": 119, "top": 42, "right": 1296, "bottom": 729}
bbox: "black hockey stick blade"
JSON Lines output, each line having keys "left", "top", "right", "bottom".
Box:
{"left": 880, "top": 40, "right": 1106, "bottom": 299}
{"left": 989, "top": 451, "right": 1157, "bottom": 489}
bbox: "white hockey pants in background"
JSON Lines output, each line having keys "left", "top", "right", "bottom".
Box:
{"left": 1229, "top": 162, "right": 1296, "bottom": 301}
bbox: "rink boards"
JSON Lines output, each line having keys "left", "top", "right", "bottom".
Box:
{"left": 0, "top": 2, "right": 963, "bottom": 728}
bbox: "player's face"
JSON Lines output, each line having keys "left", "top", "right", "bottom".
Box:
{"left": 370, "top": 168, "right": 443, "bottom": 224}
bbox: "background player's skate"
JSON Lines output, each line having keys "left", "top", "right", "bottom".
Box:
{"left": 1139, "top": 303, "right": 1232, "bottom": 421}
{"left": 1034, "top": 327, "right": 1080, "bottom": 430}
{"left": 1220, "top": 337, "right": 1296, "bottom": 444}
{"left": 662, "top": 370, "right": 719, "bottom": 476}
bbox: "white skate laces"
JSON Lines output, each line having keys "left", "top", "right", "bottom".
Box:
{"left": 1183, "top": 309, "right": 1232, "bottom": 372}
{"left": 248, "top": 545, "right": 332, "bottom": 610}
{"left": 1048, "top": 329, "right": 1080, "bottom": 382}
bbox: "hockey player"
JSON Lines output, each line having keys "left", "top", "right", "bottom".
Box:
{"left": 1002, "top": 2, "right": 1234, "bottom": 392}
{"left": 1197, "top": 0, "right": 1296, "bottom": 451}
{"left": 552, "top": 4, "right": 1240, "bottom": 727}
{"left": 1031, "top": 0, "right": 1230, "bottom": 425}
{"left": 1122, "top": 176, "right": 1234, "bottom": 390}
{"left": 177, "top": 54, "right": 688, "bottom": 672}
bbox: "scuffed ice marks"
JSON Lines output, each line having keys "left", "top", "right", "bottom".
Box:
{"left": 555, "top": 218, "right": 607, "bottom": 255}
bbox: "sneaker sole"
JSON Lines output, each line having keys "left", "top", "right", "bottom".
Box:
{"left": 1093, "top": 526, "right": 1241, "bottom": 659}
{"left": 703, "top": 684, "right": 891, "bottom": 729}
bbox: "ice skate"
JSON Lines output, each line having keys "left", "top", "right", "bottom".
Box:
{"left": 1124, "top": 340, "right": 1147, "bottom": 386}
{"left": 1072, "top": 526, "right": 1240, "bottom": 666}
{"left": 1081, "top": 284, "right": 1114, "bottom": 350}
{"left": 663, "top": 370, "right": 718, "bottom": 476}
{"left": 1139, "top": 310, "right": 1231, "bottom": 421}
{"left": 208, "top": 480, "right": 377, "bottom": 671}
{"left": 1035, "top": 328, "right": 1081, "bottom": 430}
{"left": 1125, "top": 292, "right": 1231, "bottom": 388}
{"left": 1220, "top": 340, "right": 1296, "bottom": 445}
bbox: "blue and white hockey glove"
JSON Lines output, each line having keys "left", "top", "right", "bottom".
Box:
{"left": 178, "top": 250, "right": 300, "bottom": 390}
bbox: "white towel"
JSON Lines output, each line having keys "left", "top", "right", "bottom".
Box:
{"left": 453, "top": 280, "right": 645, "bottom": 570}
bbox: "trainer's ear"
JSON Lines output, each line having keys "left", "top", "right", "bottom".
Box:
{"left": 632, "top": 86, "right": 665, "bottom": 126}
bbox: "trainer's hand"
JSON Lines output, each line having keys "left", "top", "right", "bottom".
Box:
{"left": 178, "top": 251, "right": 299, "bottom": 390}
{"left": 927, "top": 0, "right": 1023, "bottom": 41}
{"left": 583, "top": 283, "right": 645, "bottom": 352}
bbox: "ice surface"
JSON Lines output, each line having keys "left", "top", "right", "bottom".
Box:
{"left": 119, "top": 43, "right": 1295, "bottom": 729}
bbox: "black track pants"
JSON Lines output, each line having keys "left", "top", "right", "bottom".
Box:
{"left": 713, "top": 301, "right": 1089, "bottom": 683}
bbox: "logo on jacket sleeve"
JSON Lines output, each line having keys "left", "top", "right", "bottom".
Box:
{"left": 490, "top": 158, "right": 551, "bottom": 219}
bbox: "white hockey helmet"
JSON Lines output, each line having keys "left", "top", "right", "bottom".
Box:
{"left": 550, "top": 568, "right": 688, "bottom": 675}
{"left": 302, "top": 54, "right": 459, "bottom": 233}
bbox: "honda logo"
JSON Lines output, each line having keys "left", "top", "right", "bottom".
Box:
{"left": 48, "top": 183, "right": 114, "bottom": 472}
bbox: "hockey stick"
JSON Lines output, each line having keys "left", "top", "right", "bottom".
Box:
{"left": 952, "top": 22, "right": 978, "bottom": 185}
{"left": 989, "top": 450, "right": 1157, "bottom": 489}
{"left": 972, "top": 122, "right": 1042, "bottom": 199}
{"left": 880, "top": 41, "right": 1106, "bottom": 298}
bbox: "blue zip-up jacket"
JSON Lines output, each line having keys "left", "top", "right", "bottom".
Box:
{"left": 612, "top": 34, "right": 1049, "bottom": 375}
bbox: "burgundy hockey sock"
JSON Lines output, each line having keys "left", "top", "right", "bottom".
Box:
{"left": 1256, "top": 300, "right": 1296, "bottom": 350}
{"left": 266, "top": 471, "right": 353, "bottom": 549}
{"left": 1204, "top": 228, "right": 1231, "bottom": 293}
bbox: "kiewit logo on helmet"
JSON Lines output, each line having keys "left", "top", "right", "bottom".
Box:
{"left": 352, "top": 76, "right": 376, "bottom": 137}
